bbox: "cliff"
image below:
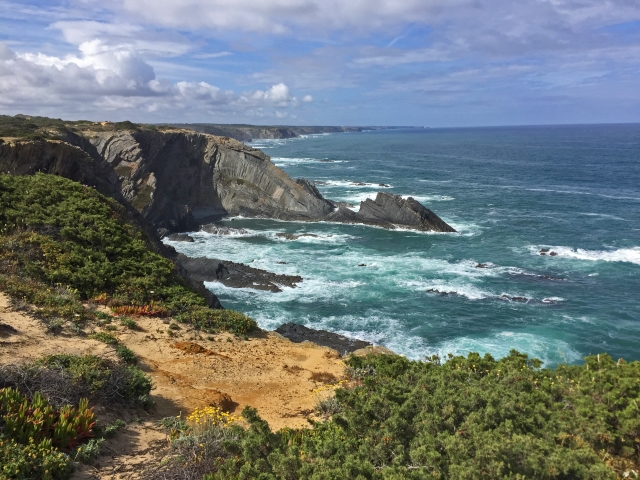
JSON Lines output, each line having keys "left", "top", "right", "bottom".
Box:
{"left": 164, "top": 124, "right": 376, "bottom": 142}
{"left": 0, "top": 117, "right": 454, "bottom": 235}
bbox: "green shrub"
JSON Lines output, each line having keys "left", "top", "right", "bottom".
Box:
{"left": 28, "top": 354, "right": 152, "bottom": 405}
{"left": 119, "top": 316, "right": 139, "bottom": 330}
{"left": 90, "top": 331, "right": 118, "bottom": 345}
{"left": 115, "top": 345, "right": 137, "bottom": 364}
{"left": 0, "top": 434, "right": 71, "bottom": 480}
{"left": 199, "top": 351, "right": 640, "bottom": 479}
{"left": 73, "top": 438, "right": 103, "bottom": 463}
{"left": 0, "top": 173, "right": 256, "bottom": 335}
{"left": 102, "top": 419, "right": 126, "bottom": 439}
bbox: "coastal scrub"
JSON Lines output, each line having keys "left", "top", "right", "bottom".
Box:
{"left": 192, "top": 351, "right": 640, "bottom": 479}
{"left": 0, "top": 173, "right": 256, "bottom": 334}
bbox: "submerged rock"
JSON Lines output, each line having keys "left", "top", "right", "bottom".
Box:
{"left": 275, "top": 323, "right": 372, "bottom": 356}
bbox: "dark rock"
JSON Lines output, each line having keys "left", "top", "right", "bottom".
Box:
{"left": 355, "top": 193, "right": 456, "bottom": 232}
{"left": 501, "top": 295, "right": 530, "bottom": 303}
{"left": 176, "top": 253, "right": 302, "bottom": 292}
{"left": 277, "top": 261, "right": 287, "bottom": 264}
{"left": 358, "top": 264, "right": 366, "bottom": 267}
{"left": 166, "top": 233, "right": 195, "bottom": 242}
{"left": 549, "top": 251, "right": 558, "bottom": 256}
{"left": 157, "top": 228, "right": 170, "bottom": 239}
{"left": 275, "top": 323, "right": 372, "bottom": 356}
{"left": 426, "top": 288, "right": 456, "bottom": 296}
{"left": 201, "top": 224, "right": 249, "bottom": 235}
{"left": 539, "top": 275, "right": 564, "bottom": 281}
{"left": 296, "top": 178, "right": 331, "bottom": 206}
{"left": 540, "top": 248, "right": 550, "bottom": 253}
{"left": 476, "top": 263, "right": 490, "bottom": 268}
{"left": 379, "top": 183, "right": 390, "bottom": 188}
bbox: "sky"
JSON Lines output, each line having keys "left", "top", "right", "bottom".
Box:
{"left": 0, "top": 0, "right": 639, "bottom": 126}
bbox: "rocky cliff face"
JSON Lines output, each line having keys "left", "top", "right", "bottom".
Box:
{"left": 62, "top": 129, "right": 334, "bottom": 231}
{"left": 1, "top": 127, "right": 455, "bottom": 234}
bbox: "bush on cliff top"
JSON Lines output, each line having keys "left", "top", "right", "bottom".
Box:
{"left": 194, "top": 351, "right": 639, "bottom": 479}
{"left": 0, "top": 173, "right": 256, "bottom": 334}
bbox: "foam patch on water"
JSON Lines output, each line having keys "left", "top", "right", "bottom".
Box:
{"left": 271, "top": 232, "right": 354, "bottom": 244}
{"left": 418, "top": 281, "right": 493, "bottom": 300}
{"left": 329, "top": 191, "right": 378, "bottom": 204}
{"left": 428, "top": 332, "right": 582, "bottom": 366}
{"left": 403, "top": 195, "right": 455, "bottom": 203}
{"left": 532, "top": 246, "right": 640, "bottom": 266}
{"left": 320, "top": 180, "right": 392, "bottom": 188}
{"left": 271, "top": 157, "right": 346, "bottom": 167}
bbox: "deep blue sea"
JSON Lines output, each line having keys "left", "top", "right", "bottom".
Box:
{"left": 167, "top": 125, "right": 640, "bottom": 366}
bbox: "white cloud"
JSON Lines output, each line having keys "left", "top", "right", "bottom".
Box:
{"left": 115, "top": 0, "right": 640, "bottom": 41}
{"left": 0, "top": 43, "right": 313, "bottom": 120}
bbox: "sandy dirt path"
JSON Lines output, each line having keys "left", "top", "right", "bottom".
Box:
{"left": 0, "top": 293, "right": 347, "bottom": 478}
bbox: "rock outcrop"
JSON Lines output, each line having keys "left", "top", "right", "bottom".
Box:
{"left": 176, "top": 254, "right": 302, "bottom": 292}
{"left": 275, "top": 323, "right": 372, "bottom": 356}
{"left": 327, "top": 192, "right": 456, "bottom": 232}
{"left": 67, "top": 129, "right": 335, "bottom": 231}
{"left": 1, "top": 125, "right": 455, "bottom": 234}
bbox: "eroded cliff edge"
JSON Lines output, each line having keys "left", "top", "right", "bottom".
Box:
{"left": 0, "top": 122, "right": 455, "bottom": 301}
{"left": 1, "top": 125, "right": 454, "bottom": 233}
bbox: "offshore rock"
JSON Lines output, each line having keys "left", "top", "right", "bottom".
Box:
{"left": 166, "top": 233, "right": 194, "bottom": 242}
{"left": 176, "top": 254, "right": 302, "bottom": 292}
{"left": 73, "top": 129, "right": 335, "bottom": 230}
{"left": 275, "top": 323, "right": 372, "bottom": 356}
{"left": 201, "top": 224, "right": 249, "bottom": 236}
{"left": 327, "top": 192, "right": 456, "bottom": 232}
{"left": 0, "top": 127, "right": 455, "bottom": 234}
{"left": 357, "top": 192, "right": 456, "bottom": 232}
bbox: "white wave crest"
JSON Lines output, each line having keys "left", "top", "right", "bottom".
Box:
{"left": 420, "top": 282, "right": 493, "bottom": 300}
{"left": 403, "top": 195, "right": 455, "bottom": 203}
{"left": 532, "top": 246, "right": 640, "bottom": 266}
{"left": 320, "top": 180, "right": 392, "bottom": 188}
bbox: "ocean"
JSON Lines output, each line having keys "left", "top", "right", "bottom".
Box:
{"left": 166, "top": 124, "right": 640, "bottom": 366}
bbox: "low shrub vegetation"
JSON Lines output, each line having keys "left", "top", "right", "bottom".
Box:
{"left": 0, "top": 354, "right": 152, "bottom": 407}
{"left": 0, "top": 173, "right": 256, "bottom": 334}
{"left": 158, "top": 351, "right": 639, "bottom": 479}
{"left": 0, "top": 387, "right": 96, "bottom": 479}
{"left": 0, "top": 354, "right": 152, "bottom": 478}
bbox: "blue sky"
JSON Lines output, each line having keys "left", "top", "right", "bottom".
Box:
{"left": 0, "top": 0, "right": 639, "bottom": 126}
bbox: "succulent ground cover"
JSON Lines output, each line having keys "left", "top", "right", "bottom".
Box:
{"left": 0, "top": 173, "right": 255, "bottom": 334}
{"left": 0, "top": 354, "right": 152, "bottom": 479}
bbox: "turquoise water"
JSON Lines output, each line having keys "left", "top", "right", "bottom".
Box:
{"left": 167, "top": 125, "right": 640, "bottom": 366}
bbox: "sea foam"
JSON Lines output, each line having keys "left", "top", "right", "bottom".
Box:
{"left": 533, "top": 246, "right": 640, "bottom": 266}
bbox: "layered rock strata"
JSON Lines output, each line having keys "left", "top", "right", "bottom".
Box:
{"left": 175, "top": 254, "right": 302, "bottom": 292}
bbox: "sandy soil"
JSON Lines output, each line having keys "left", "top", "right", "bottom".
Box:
{"left": 0, "top": 293, "right": 347, "bottom": 478}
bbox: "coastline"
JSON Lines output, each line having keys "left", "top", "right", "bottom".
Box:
{"left": 0, "top": 293, "right": 384, "bottom": 430}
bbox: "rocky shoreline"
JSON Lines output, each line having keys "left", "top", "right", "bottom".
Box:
{"left": 0, "top": 118, "right": 456, "bottom": 310}
{"left": 175, "top": 253, "right": 302, "bottom": 292}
